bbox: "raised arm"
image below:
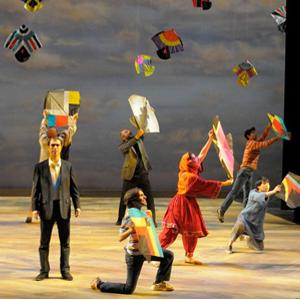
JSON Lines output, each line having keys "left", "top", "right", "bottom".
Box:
{"left": 265, "top": 185, "right": 281, "bottom": 199}
{"left": 118, "top": 129, "right": 144, "bottom": 154}
{"left": 257, "top": 122, "right": 272, "bottom": 141}
{"left": 198, "top": 129, "right": 214, "bottom": 163}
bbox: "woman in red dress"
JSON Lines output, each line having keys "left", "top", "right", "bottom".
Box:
{"left": 159, "top": 130, "right": 232, "bottom": 264}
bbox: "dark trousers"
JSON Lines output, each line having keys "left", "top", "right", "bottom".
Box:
{"left": 39, "top": 201, "right": 70, "bottom": 274}
{"left": 117, "top": 174, "right": 156, "bottom": 224}
{"left": 98, "top": 249, "right": 174, "bottom": 294}
{"left": 220, "top": 168, "right": 254, "bottom": 215}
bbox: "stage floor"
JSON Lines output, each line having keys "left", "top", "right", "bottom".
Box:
{"left": 0, "top": 197, "right": 299, "bottom": 299}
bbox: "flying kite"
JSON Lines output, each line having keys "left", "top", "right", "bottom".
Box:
{"left": 192, "top": 0, "right": 212, "bottom": 10}
{"left": 128, "top": 208, "right": 163, "bottom": 261}
{"left": 267, "top": 113, "right": 290, "bottom": 140}
{"left": 21, "top": 0, "right": 43, "bottom": 12}
{"left": 277, "top": 172, "right": 300, "bottom": 209}
{"left": 271, "top": 5, "right": 286, "bottom": 33}
{"left": 128, "top": 94, "right": 159, "bottom": 133}
{"left": 4, "top": 24, "right": 42, "bottom": 63}
{"left": 134, "top": 55, "right": 155, "bottom": 77}
{"left": 44, "top": 90, "right": 80, "bottom": 130}
{"left": 232, "top": 60, "right": 257, "bottom": 87}
{"left": 212, "top": 116, "right": 234, "bottom": 179}
{"left": 151, "top": 29, "right": 183, "bottom": 60}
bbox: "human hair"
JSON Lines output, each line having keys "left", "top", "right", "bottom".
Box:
{"left": 244, "top": 127, "right": 255, "bottom": 140}
{"left": 123, "top": 187, "right": 142, "bottom": 209}
{"left": 255, "top": 177, "right": 269, "bottom": 189}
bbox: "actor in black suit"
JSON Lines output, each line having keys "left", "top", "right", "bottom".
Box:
{"left": 31, "top": 137, "right": 80, "bottom": 281}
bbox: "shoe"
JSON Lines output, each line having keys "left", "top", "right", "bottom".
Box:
{"left": 25, "top": 217, "right": 32, "bottom": 223}
{"left": 151, "top": 281, "right": 174, "bottom": 291}
{"left": 184, "top": 257, "right": 203, "bottom": 265}
{"left": 217, "top": 209, "right": 224, "bottom": 223}
{"left": 35, "top": 272, "right": 48, "bottom": 281}
{"left": 61, "top": 272, "right": 73, "bottom": 281}
{"left": 115, "top": 220, "right": 122, "bottom": 226}
{"left": 225, "top": 245, "right": 233, "bottom": 254}
{"left": 91, "top": 277, "right": 102, "bottom": 290}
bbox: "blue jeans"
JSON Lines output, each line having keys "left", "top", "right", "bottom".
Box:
{"left": 220, "top": 168, "right": 254, "bottom": 215}
{"left": 98, "top": 249, "right": 174, "bottom": 294}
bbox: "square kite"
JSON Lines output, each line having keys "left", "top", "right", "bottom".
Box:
{"left": 47, "top": 114, "right": 69, "bottom": 128}
{"left": 128, "top": 208, "right": 163, "bottom": 261}
{"left": 212, "top": 116, "right": 234, "bottom": 179}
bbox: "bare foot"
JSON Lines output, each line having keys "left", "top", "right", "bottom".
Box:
{"left": 184, "top": 257, "right": 203, "bottom": 265}
{"left": 90, "top": 277, "right": 102, "bottom": 290}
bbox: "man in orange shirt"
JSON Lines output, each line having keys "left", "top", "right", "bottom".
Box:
{"left": 217, "top": 123, "right": 282, "bottom": 223}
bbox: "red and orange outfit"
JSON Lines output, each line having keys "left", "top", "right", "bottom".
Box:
{"left": 159, "top": 152, "right": 222, "bottom": 258}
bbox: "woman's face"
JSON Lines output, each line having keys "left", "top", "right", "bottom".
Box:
{"left": 138, "top": 190, "right": 147, "bottom": 206}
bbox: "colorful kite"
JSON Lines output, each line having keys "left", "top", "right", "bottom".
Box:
{"left": 128, "top": 208, "right": 163, "bottom": 261}
{"left": 192, "top": 0, "right": 212, "bottom": 10}
{"left": 271, "top": 5, "right": 286, "bottom": 33}
{"left": 267, "top": 113, "right": 290, "bottom": 140}
{"left": 47, "top": 114, "right": 69, "bottom": 128}
{"left": 22, "top": 0, "right": 43, "bottom": 12}
{"left": 277, "top": 172, "right": 300, "bottom": 209}
{"left": 212, "top": 116, "right": 234, "bottom": 179}
{"left": 134, "top": 55, "right": 155, "bottom": 77}
{"left": 151, "top": 29, "right": 183, "bottom": 60}
{"left": 44, "top": 90, "right": 80, "bottom": 129}
{"left": 232, "top": 60, "right": 257, "bottom": 87}
{"left": 128, "top": 94, "right": 160, "bottom": 133}
{"left": 4, "top": 24, "right": 42, "bottom": 63}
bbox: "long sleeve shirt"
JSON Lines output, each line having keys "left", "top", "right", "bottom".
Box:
{"left": 240, "top": 126, "right": 280, "bottom": 170}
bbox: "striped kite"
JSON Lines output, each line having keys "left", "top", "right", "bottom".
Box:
{"left": 128, "top": 208, "right": 163, "bottom": 261}
{"left": 192, "top": 0, "right": 212, "bottom": 10}
{"left": 267, "top": 113, "right": 290, "bottom": 140}
{"left": 4, "top": 24, "right": 42, "bottom": 63}
{"left": 151, "top": 29, "right": 183, "bottom": 60}
{"left": 277, "top": 172, "right": 300, "bottom": 209}
{"left": 271, "top": 5, "right": 286, "bottom": 33}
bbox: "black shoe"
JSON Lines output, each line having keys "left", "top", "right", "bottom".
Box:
{"left": 217, "top": 209, "right": 224, "bottom": 223}
{"left": 61, "top": 272, "right": 73, "bottom": 281}
{"left": 25, "top": 217, "right": 32, "bottom": 223}
{"left": 115, "top": 220, "right": 122, "bottom": 226}
{"left": 35, "top": 272, "right": 48, "bottom": 281}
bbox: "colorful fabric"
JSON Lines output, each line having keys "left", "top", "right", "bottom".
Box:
{"left": 128, "top": 208, "right": 163, "bottom": 261}
{"left": 152, "top": 29, "right": 183, "bottom": 59}
{"left": 192, "top": 0, "right": 212, "bottom": 10}
{"left": 212, "top": 116, "right": 234, "bottom": 179}
{"left": 267, "top": 113, "right": 290, "bottom": 140}
{"left": 22, "top": 0, "right": 43, "bottom": 12}
{"left": 4, "top": 24, "right": 42, "bottom": 62}
{"left": 277, "top": 172, "right": 300, "bottom": 209}
{"left": 134, "top": 55, "right": 155, "bottom": 77}
{"left": 271, "top": 5, "right": 286, "bottom": 33}
{"left": 47, "top": 114, "right": 69, "bottom": 128}
{"left": 232, "top": 60, "right": 257, "bottom": 87}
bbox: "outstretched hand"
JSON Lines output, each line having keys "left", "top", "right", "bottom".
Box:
{"left": 221, "top": 178, "right": 234, "bottom": 187}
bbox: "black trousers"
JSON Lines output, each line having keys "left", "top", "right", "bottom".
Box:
{"left": 98, "top": 249, "right": 174, "bottom": 294}
{"left": 39, "top": 201, "right": 70, "bottom": 274}
{"left": 117, "top": 174, "right": 156, "bottom": 224}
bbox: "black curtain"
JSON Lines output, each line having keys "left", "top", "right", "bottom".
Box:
{"left": 282, "top": 0, "right": 300, "bottom": 223}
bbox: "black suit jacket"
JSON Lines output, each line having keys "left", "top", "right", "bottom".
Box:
{"left": 31, "top": 159, "right": 80, "bottom": 220}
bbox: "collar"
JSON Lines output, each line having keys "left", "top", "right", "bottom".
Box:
{"left": 48, "top": 158, "right": 61, "bottom": 168}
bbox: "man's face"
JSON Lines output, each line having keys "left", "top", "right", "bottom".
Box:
{"left": 248, "top": 131, "right": 257, "bottom": 140}
{"left": 258, "top": 181, "right": 270, "bottom": 193}
{"left": 48, "top": 139, "right": 62, "bottom": 159}
{"left": 120, "top": 129, "right": 131, "bottom": 141}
